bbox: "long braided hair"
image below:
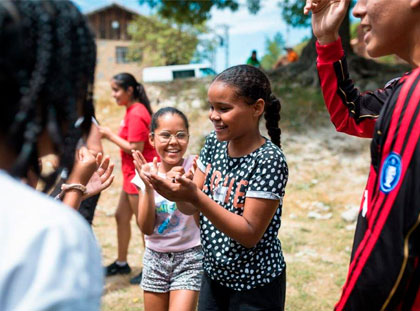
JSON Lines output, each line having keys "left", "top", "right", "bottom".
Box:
{"left": 112, "top": 73, "right": 153, "bottom": 116}
{"left": 213, "top": 64, "right": 282, "bottom": 148}
{"left": 0, "top": 0, "right": 96, "bottom": 189}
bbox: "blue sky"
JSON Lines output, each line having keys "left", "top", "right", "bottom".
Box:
{"left": 72, "top": 0, "right": 312, "bottom": 73}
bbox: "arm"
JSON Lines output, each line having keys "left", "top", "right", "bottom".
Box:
{"left": 62, "top": 147, "right": 98, "bottom": 209}
{"left": 306, "top": 0, "right": 397, "bottom": 137}
{"left": 317, "top": 38, "right": 396, "bottom": 137}
{"left": 132, "top": 151, "right": 156, "bottom": 235}
{"left": 99, "top": 126, "right": 144, "bottom": 154}
{"left": 85, "top": 121, "right": 103, "bottom": 156}
{"left": 148, "top": 170, "right": 279, "bottom": 249}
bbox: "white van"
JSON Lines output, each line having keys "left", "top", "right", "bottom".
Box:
{"left": 142, "top": 64, "right": 216, "bottom": 82}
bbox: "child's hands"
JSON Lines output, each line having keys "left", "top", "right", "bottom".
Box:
{"left": 132, "top": 151, "right": 157, "bottom": 191}
{"left": 303, "top": 0, "right": 350, "bottom": 45}
{"left": 98, "top": 126, "right": 112, "bottom": 140}
{"left": 167, "top": 155, "right": 198, "bottom": 181}
{"left": 83, "top": 153, "right": 115, "bottom": 199}
{"left": 166, "top": 166, "right": 185, "bottom": 181}
{"left": 68, "top": 146, "right": 98, "bottom": 186}
{"left": 148, "top": 171, "right": 199, "bottom": 204}
{"left": 183, "top": 156, "right": 198, "bottom": 181}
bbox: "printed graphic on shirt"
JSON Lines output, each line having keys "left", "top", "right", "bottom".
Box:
{"left": 197, "top": 131, "right": 288, "bottom": 291}
{"left": 154, "top": 199, "right": 183, "bottom": 235}
{"left": 380, "top": 152, "right": 402, "bottom": 193}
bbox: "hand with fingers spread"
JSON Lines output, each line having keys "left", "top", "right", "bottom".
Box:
{"left": 83, "top": 153, "right": 115, "bottom": 200}
{"left": 132, "top": 150, "right": 157, "bottom": 191}
{"left": 68, "top": 146, "right": 99, "bottom": 186}
{"left": 183, "top": 155, "right": 198, "bottom": 181}
{"left": 304, "top": 0, "right": 350, "bottom": 45}
{"left": 148, "top": 171, "right": 199, "bottom": 205}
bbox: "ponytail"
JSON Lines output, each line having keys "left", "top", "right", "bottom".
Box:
{"left": 264, "top": 94, "right": 281, "bottom": 148}
{"left": 113, "top": 72, "right": 153, "bottom": 115}
{"left": 135, "top": 83, "right": 153, "bottom": 115}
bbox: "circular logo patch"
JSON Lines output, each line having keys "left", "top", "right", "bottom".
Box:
{"left": 380, "top": 152, "right": 402, "bottom": 193}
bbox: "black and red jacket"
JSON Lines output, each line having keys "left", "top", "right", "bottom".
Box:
{"left": 317, "top": 38, "right": 420, "bottom": 311}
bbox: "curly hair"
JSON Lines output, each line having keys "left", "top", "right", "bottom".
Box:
{"left": 213, "top": 64, "right": 282, "bottom": 148}
{"left": 0, "top": 0, "right": 96, "bottom": 188}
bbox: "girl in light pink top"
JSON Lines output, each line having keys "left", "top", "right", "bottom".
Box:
{"left": 132, "top": 107, "right": 202, "bottom": 311}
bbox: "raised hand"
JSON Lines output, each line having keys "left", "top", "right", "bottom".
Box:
{"left": 68, "top": 146, "right": 98, "bottom": 186}
{"left": 132, "top": 151, "right": 157, "bottom": 190}
{"left": 98, "top": 126, "right": 113, "bottom": 140}
{"left": 304, "top": 0, "right": 350, "bottom": 44}
{"left": 83, "top": 153, "right": 115, "bottom": 199}
{"left": 183, "top": 156, "right": 198, "bottom": 181}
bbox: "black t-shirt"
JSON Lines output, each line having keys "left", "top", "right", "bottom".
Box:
{"left": 197, "top": 131, "right": 288, "bottom": 290}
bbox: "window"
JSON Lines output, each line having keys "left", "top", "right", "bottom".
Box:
{"left": 116, "top": 46, "right": 129, "bottom": 64}
{"left": 172, "top": 70, "right": 195, "bottom": 80}
{"left": 199, "top": 68, "right": 216, "bottom": 77}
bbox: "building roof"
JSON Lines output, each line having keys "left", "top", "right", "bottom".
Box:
{"left": 85, "top": 2, "right": 141, "bottom": 17}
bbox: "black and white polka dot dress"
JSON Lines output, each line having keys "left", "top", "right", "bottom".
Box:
{"left": 197, "top": 131, "right": 288, "bottom": 291}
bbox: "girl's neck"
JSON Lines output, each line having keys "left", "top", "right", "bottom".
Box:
{"left": 158, "top": 158, "right": 185, "bottom": 174}
{"left": 125, "top": 100, "right": 136, "bottom": 109}
{"left": 227, "top": 130, "right": 265, "bottom": 158}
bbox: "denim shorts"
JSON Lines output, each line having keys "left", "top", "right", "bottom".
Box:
{"left": 141, "top": 245, "right": 203, "bottom": 293}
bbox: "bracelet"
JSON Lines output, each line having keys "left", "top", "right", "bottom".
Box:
{"left": 55, "top": 183, "right": 87, "bottom": 200}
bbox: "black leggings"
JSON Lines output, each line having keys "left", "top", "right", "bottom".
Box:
{"left": 198, "top": 268, "right": 286, "bottom": 311}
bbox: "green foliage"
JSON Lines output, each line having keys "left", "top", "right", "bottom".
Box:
{"left": 138, "top": 0, "right": 242, "bottom": 25}
{"left": 279, "top": 0, "right": 356, "bottom": 29}
{"left": 128, "top": 16, "right": 204, "bottom": 66}
{"left": 350, "top": 21, "right": 360, "bottom": 40}
{"left": 261, "top": 32, "right": 285, "bottom": 70}
{"left": 273, "top": 82, "right": 328, "bottom": 131}
{"left": 278, "top": 0, "right": 310, "bottom": 28}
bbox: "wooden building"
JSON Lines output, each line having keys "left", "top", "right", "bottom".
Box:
{"left": 85, "top": 2, "right": 144, "bottom": 94}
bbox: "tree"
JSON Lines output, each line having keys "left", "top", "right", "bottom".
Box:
{"left": 278, "top": 0, "right": 354, "bottom": 56}
{"left": 261, "top": 32, "right": 285, "bottom": 70}
{"left": 128, "top": 15, "right": 210, "bottom": 66}
{"left": 138, "top": 0, "right": 261, "bottom": 25}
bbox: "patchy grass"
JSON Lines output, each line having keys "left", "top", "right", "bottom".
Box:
{"left": 93, "top": 81, "right": 371, "bottom": 311}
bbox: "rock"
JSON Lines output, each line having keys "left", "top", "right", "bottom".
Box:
{"left": 308, "top": 211, "right": 332, "bottom": 220}
{"left": 341, "top": 205, "right": 359, "bottom": 223}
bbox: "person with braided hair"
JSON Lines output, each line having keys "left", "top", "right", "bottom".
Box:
{"left": 0, "top": 0, "right": 104, "bottom": 310}
{"left": 142, "top": 64, "right": 288, "bottom": 310}
{"left": 100, "top": 73, "right": 158, "bottom": 284}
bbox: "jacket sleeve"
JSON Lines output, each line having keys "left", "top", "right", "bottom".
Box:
{"left": 316, "top": 38, "right": 397, "bottom": 138}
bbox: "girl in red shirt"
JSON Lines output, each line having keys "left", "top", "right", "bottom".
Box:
{"left": 100, "top": 73, "right": 157, "bottom": 283}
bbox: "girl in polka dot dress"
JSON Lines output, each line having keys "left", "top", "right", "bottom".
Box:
{"left": 145, "top": 65, "right": 288, "bottom": 310}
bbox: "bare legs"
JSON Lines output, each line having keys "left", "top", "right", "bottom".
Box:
{"left": 115, "top": 190, "right": 143, "bottom": 262}
{"left": 144, "top": 290, "right": 199, "bottom": 311}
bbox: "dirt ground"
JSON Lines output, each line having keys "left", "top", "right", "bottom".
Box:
{"left": 92, "top": 88, "right": 371, "bottom": 311}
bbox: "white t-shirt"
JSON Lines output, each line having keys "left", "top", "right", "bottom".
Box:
{"left": 0, "top": 171, "right": 103, "bottom": 311}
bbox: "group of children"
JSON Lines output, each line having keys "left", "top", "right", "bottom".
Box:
{"left": 99, "top": 65, "right": 288, "bottom": 311}
{"left": 1, "top": 0, "right": 420, "bottom": 310}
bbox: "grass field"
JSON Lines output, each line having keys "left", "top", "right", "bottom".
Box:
{"left": 92, "top": 82, "right": 371, "bottom": 311}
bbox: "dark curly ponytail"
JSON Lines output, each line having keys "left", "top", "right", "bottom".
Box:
{"left": 213, "top": 64, "right": 282, "bottom": 148}
{"left": 265, "top": 94, "right": 281, "bottom": 148}
{"left": 0, "top": 0, "right": 96, "bottom": 189}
